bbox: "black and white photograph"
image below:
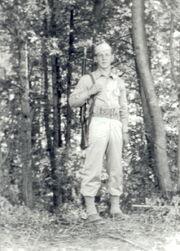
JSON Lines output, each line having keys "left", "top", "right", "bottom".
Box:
{"left": 0, "top": 0, "right": 180, "bottom": 250}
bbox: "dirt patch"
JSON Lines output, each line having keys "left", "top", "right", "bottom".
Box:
{"left": 0, "top": 213, "right": 179, "bottom": 251}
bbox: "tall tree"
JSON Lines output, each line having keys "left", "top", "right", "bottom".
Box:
{"left": 18, "top": 41, "right": 33, "bottom": 208}
{"left": 132, "top": 0, "right": 172, "bottom": 193}
{"left": 49, "top": 0, "right": 62, "bottom": 148}
{"left": 169, "top": 12, "right": 180, "bottom": 191}
{"left": 42, "top": 3, "right": 61, "bottom": 208}
{"left": 49, "top": 0, "right": 62, "bottom": 207}
{"left": 65, "top": 8, "right": 74, "bottom": 146}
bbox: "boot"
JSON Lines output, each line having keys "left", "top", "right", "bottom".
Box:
{"left": 84, "top": 196, "right": 103, "bottom": 223}
{"left": 110, "top": 195, "right": 121, "bottom": 215}
{"left": 110, "top": 195, "right": 126, "bottom": 220}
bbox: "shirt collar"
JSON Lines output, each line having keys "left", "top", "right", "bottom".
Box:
{"left": 93, "top": 69, "right": 117, "bottom": 80}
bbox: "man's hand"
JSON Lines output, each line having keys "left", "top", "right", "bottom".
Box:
{"left": 123, "top": 132, "right": 129, "bottom": 146}
{"left": 88, "top": 83, "right": 103, "bottom": 97}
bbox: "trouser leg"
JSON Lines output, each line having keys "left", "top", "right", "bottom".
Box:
{"left": 105, "top": 120, "right": 123, "bottom": 214}
{"left": 106, "top": 120, "right": 123, "bottom": 198}
{"left": 80, "top": 117, "right": 109, "bottom": 197}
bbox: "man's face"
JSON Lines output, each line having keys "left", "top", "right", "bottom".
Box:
{"left": 95, "top": 49, "right": 114, "bottom": 69}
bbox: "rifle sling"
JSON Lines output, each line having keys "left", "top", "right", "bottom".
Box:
{"left": 87, "top": 73, "right": 96, "bottom": 127}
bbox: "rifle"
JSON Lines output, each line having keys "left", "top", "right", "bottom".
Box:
{"left": 80, "top": 47, "right": 87, "bottom": 149}
{"left": 80, "top": 48, "right": 95, "bottom": 150}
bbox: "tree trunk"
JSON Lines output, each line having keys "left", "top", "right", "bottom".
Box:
{"left": 65, "top": 9, "right": 74, "bottom": 147}
{"left": 178, "top": 122, "right": 180, "bottom": 191}
{"left": 91, "top": 0, "right": 105, "bottom": 70}
{"left": 42, "top": 16, "right": 52, "bottom": 156}
{"left": 92, "top": 0, "right": 105, "bottom": 33}
{"left": 57, "top": 80, "right": 62, "bottom": 147}
{"left": 140, "top": 84, "right": 157, "bottom": 169}
{"left": 51, "top": 56, "right": 62, "bottom": 147}
{"left": 169, "top": 13, "right": 180, "bottom": 191}
{"left": 42, "top": 11, "right": 62, "bottom": 208}
{"left": 49, "top": 0, "right": 62, "bottom": 148}
{"left": 132, "top": 50, "right": 158, "bottom": 186}
{"left": 132, "top": 0, "right": 172, "bottom": 193}
{"left": 48, "top": 0, "right": 63, "bottom": 207}
{"left": 51, "top": 57, "right": 61, "bottom": 208}
{"left": 19, "top": 41, "right": 33, "bottom": 208}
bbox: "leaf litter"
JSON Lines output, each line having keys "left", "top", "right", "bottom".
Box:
{"left": 0, "top": 202, "right": 180, "bottom": 251}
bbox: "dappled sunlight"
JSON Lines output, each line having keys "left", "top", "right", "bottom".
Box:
{"left": 163, "top": 235, "right": 180, "bottom": 251}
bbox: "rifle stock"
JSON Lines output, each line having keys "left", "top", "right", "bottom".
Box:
{"left": 80, "top": 47, "right": 88, "bottom": 150}
{"left": 80, "top": 105, "right": 88, "bottom": 149}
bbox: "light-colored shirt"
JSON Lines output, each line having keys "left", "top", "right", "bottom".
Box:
{"left": 69, "top": 69, "right": 128, "bottom": 132}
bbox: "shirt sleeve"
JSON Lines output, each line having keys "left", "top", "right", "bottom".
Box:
{"left": 118, "top": 78, "right": 128, "bottom": 133}
{"left": 69, "top": 74, "right": 92, "bottom": 108}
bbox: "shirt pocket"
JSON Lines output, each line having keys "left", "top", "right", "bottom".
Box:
{"left": 113, "top": 88, "right": 121, "bottom": 97}
{"left": 111, "top": 88, "right": 120, "bottom": 106}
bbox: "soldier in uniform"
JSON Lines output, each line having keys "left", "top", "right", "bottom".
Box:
{"left": 69, "top": 42, "right": 129, "bottom": 223}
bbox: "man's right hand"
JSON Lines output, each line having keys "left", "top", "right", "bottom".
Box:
{"left": 88, "top": 83, "right": 103, "bottom": 97}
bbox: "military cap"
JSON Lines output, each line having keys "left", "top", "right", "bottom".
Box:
{"left": 94, "top": 42, "right": 112, "bottom": 55}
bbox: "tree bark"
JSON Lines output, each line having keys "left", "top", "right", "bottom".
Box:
{"left": 92, "top": 0, "right": 105, "bottom": 33}
{"left": 19, "top": 41, "right": 33, "bottom": 208}
{"left": 49, "top": 0, "right": 62, "bottom": 148}
{"left": 65, "top": 9, "right": 74, "bottom": 147}
{"left": 140, "top": 82, "right": 157, "bottom": 172}
{"left": 42, "top": 10, "right": 62, "bottom": 208}
{"left": 169, "top": 13, "right": 180, "bottom": 191}
{"left": 132, "top": 0, "right": 172, "bottom": 193}
{"left": 91, "top": 0, "right": 105, "bottom": 70}
{"left": 51, "top": 56, "right": 62, "bottom": 147}
{"left": 49, "top": 0, "right": 62, "bottom": 206}
{"left": 42, "top": 16, "right": 52, "bottom": 156}
{"left": 178, "top": 121, "right": 180, "bottom": 191}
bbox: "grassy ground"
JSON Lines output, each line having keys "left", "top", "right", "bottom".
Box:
{"left": 0, "top": 197, "right": 180, "bottom": 251}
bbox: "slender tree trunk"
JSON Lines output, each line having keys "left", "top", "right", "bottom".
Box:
{"left": 51, "top": 57, "right": 61, "bottom": 208}
{"left": 132, "top": 0, "right": 172, "bottom": 193}
{"left": 178, "top": 122, "right": 180, "bottom": 190}
{"left": 49, "top": 0, "right": 62, "bottom": 148}
{"left": 57, "top": 80, "right": 62, "bottom": 147}
{"left": 42, "top": 17, "right": 52, "bottom": 155}
{"left": 140, "top": 83, "right": 157, "bottom": 170}
{"left": 132, "top": 51, "right": 158, "bottom": 185}
{"left": 65, "top": 9, "right": 74, "bottom": 146}
{"left": 19, "top": 41, "right": 33, "bottom": 208}
{"left": 42, "top": 12, "right": 62, "bottom": 208}
{"left": 91, "top": 0, "right": 105, "bottom": 70}
{"left": 42, "top": 16, "right": 55, "bottom": 206}
{"left": 56, "top": 64, "right": 62, "bottom": 148}
{"left": 92, "top": 0, "right": 105, "bottom": 33}
{"left": 49, "top": 0, "right": 63, "bottom": 207}
{"left": 169, "top": 14, "right": 180, "bottom": 191}
{"left": 52, "top": 56, "right": 62, "bottom": 147}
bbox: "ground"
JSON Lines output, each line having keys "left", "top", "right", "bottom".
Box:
{"left": 0, "top": 207, "right": 180, "bottom": 251}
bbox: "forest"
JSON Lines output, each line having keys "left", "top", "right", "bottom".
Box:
{"left": 0, "top": 0, "right": 180, "bottom": 250}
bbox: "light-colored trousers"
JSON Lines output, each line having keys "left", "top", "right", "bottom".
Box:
{"left": 80, "top": 117, "right": 123, "bottom": 196}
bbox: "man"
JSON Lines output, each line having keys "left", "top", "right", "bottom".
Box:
{"left": 69, "top": 42, "right": 128, "bottom": 223}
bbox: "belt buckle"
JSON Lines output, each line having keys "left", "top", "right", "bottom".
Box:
{"left": 111, "top": 108, "right": 115, "bottom": 118}
{"left": 102, "top": 109, "right": 105, "bottom": 116}
{"left": 109, "top": 108, "right": 112, "bottom": 118}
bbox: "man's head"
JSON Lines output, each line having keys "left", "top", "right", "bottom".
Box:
{"left": 94, "top": 42, "right": 114, "bottom": 70}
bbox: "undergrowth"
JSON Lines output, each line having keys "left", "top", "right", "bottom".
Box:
{"left": 0, "top": 195, "right": 180, "bottom": 251}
